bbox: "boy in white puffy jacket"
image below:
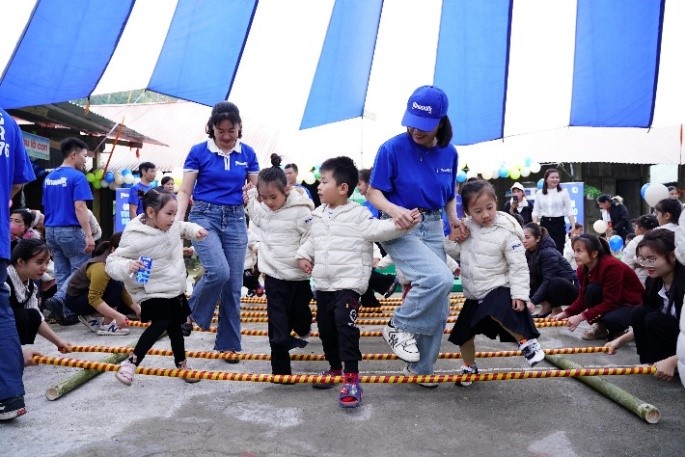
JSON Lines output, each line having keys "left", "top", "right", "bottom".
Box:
{"left": 444, "top": 180, "right": 543, "bottom": 385}
{"left": 296, "top": 156, "right": 416, "bottom": 408}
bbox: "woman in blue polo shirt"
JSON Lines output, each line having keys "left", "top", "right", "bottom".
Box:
{"left": 176, "top": 102, "right": 259, "bottom": 358}
{"left": 367, "top": 85, "right": 461, "bottom": 381}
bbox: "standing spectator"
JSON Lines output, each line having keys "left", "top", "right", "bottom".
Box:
{"left": 128, "top": 162, "right": 157, "bottom": 220}
{"left": 553, "top": 234, "right": 644, "bottom": 341}
{"left": 284, "top": 163, "right": 313, "bottom": 200}
{"left": 42, "top": 137, "right": 94, "bottom": 326}
{"left": 596, "top": 195, "right": 633, "bottom": 242}
{"left": 176, "top": 101, "right": 259, "bottom": 358}
{"left": 654, "top": 198, "right": 681, "bottom": 232}
{"left": 357, "top": 168, "right": 379, "bottom": 218}
{"left": 532, "top": 168, "right": 576, "bottom": 253}
{"left": 622, "top": 215, "right": 660, "bottom": 286}
{"left": 563, "top": 223, "right": 584, "bottom": 269}
{"left": 161, "top": 176, "right": 175, "bottom": 193}
{"left": 367, "top": 85, "right": 462, "bottom": 380}
{"left": 504, "top": 182, "right": 533, "bottom": 225}
{"left": 668, "top": 185, "right": 679, "bottom": 201}
{"left": 0, "top": 106, "right": 37, "bottom": 422}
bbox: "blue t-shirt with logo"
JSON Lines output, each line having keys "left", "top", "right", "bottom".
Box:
{"left": 184, "top": 140, "right": 260, "bottom": 206}
{"left": 42, "top": 167, "right": 93, "bottom": 227}
{"left": 128, "top": 182, "right": 152, "bottom": 215}
{"left": 0, "top": 108, "right": 36, "bottom": 260}
{"left": 370, "top": 132, "right": 458, "bottom": 210}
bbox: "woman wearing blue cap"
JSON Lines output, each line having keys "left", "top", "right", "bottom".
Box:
{"left": 366, "top": 85, "right": 460, "bottom": 384}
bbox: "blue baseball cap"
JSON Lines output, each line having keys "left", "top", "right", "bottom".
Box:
{"left": 401, "top": 85, "right": 449, "bottom": 131}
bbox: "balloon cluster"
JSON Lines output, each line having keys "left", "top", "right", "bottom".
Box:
{"left": 85, "top": 168, "right": 139, "bottom": 190}
{"left": 456, "top": 157, "right": 542, "bottom": 183}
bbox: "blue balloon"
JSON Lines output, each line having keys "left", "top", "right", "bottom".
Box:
{"left": 498, "top": 167, "right": 509, "bottom": 178}
{"left": 524, "top": 157, "right": 533, "bottom": 167}
{"left": 640, "top": 183, "right": 650, "bottom": 199}
{"left": 456, "top": 170, "right": 467, "bottom": 183}
{"left": 537, "top": 178, "right": 544, "bottom": 189}
{"left": 121, "top": 168, "right": 132, "bottom": 176}
{"left": 609, "top": 235, "right": 623, "bottom": 252}
{"left": 104, "top": 171, "right": 115, "bottom": 183}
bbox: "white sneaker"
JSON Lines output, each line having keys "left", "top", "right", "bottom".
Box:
{"left": 97, "top": 321, "right": 130, "bottom": 336}
{"left": 519, "top": 338, "right": 545, "bottom": 366}
{"left": 402, "top": 364, "right": 438, "bottom": 388}
{"left": 78, "top": 315, "right": 102, "bottom": 333}
{"left": 382, "top": 324, "right": 420, "bottom": 362}
{"left": 115, "top": 359, "right": 136, "bottom": 386}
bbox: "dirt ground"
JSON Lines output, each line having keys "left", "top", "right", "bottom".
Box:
{"left": 3, "top": 302, "right": 684, "bottom": 457}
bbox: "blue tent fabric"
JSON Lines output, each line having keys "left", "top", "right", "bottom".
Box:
{"left": 0, "top": 0, "right": 134, "bottom": 108}
{"left": 148, "top": 0, "right": 258, "bottom": 105}
{"left": 570, "top": 0, "right": 664, "bottom": 127}
{"left": 300, "top": 0, "right": 382, "bottom": 129}
{"left": 435, "top": 0, "right": 512, "bottom": 145}
{"left": 0, "top": 0, "right": 681, "bottom": 147}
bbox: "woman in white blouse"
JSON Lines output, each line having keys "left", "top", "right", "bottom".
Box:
{"left": 532, "top": 169, "right": 576, "bottom": 253}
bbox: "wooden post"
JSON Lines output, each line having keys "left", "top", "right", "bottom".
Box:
{"left": 545, "top": 355, "right": 660, "bottom": 424}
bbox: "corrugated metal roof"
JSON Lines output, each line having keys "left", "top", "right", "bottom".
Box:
{"left": 89, "top": 101, "right": 282, "bottom": 172}
{"left": 9, "top": 102, "right": 166, "bottom": 148}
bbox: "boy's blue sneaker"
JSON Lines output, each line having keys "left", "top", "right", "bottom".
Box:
{"left": 338, "top": 373, "right": 363, "bottom": 408}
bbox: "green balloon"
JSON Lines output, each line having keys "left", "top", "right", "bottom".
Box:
{"left": 93, "top": 180, "right": 101, "bottom": 189}
{"left": 85, "top": 173, "right": 95, "bottom": 182}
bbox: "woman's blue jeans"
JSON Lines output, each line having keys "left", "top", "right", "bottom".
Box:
{"left": 381, "top": 214, "right": 453, "bottom": 375}
{"left": 188, "top": 201, "right": 247, "bottom": 352}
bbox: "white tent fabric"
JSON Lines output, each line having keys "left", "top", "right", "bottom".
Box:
{"left": 2, "top": 0, "right": 685, "bottom": 166}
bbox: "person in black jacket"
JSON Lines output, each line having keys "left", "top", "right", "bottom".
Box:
{"left": 523, "top": 223, "right": 579, "bottom": 318}
{"left": 597, "top": 195, "right": 634, "bottom": 242}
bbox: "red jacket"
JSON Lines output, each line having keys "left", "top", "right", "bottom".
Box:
{"left": 566, "top": 254, "right": 644, "bottom": 323}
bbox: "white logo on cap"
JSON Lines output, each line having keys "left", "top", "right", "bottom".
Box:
{"left": 412, "top": 102, "right": 432, "bottom": 114}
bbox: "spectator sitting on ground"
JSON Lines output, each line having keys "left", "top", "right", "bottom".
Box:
{"left": 563, "top": 223, "right": 584, "bottom": 269}
{"left": 9, "top": 209, "right": 39, "bottom": 241}
{"left": 654, "top": 198, "right": 681, "bottom": 232}
{"left": 622, "top": 215, "right": 660, "bottom": 287}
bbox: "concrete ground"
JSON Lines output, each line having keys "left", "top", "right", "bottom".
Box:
{"left": 3, "top": 299, "right": 685, "bottom": 457}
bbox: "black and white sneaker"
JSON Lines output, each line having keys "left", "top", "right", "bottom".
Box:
{"left": 0, "top": 396, "right": 27, "bottom": 421}
{"left": 457, "top": 363, "right": 479, "bottom": 387}
{"left": 382, "top": 322, "right": 420, "bottom": 362}
{"left": 519, "top": 338, "right": 545, "bottom": 366}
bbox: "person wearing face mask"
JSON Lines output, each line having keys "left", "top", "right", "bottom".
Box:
{"left": 504, "top": 182, "right": 533, "bottom": 225}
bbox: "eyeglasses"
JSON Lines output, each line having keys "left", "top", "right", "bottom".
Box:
{"left": 636, "top": 256, "right": 659, "bottom": 267}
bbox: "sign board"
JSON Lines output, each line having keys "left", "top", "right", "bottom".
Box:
{"left": 115, "top": 188, "right": 131, "bottom": 232}
{"left": 22, "top": 131, "right": 50, "bottom": 160}
{"left": 561, "top": 181, "right": 584, "bottom": 228}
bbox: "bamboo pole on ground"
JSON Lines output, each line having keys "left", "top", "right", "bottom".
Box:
{"left": 545, "top": 355, "right": 660, "bottom": 424}
{"left": 45, "top": 351, "right": 130, "bottom": 400}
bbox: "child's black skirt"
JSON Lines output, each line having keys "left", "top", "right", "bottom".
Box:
{"left": 448, "top": 286, "right": 540, "bottom": 346}
{"left": 140, "top": 294, "right": 190, "bottom": 324}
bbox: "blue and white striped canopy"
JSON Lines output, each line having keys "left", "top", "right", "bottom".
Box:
{"left": 1, "top": 0, "right": 684, "bottom": 163}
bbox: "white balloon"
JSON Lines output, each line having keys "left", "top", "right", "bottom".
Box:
{"left": 302, "top": 172, "right": 316, "bottom": 185}
{"left": 480, "top": 169, "right": 493, "bottom": 180}
{"left": 466, "top": 169, "right": 478, "bottom": 179}
{"left": 100, "top": 179, "right": 109, "bottom": 188}
{"left": 491, "top": 168, "right": 501, "bottom": 180}
{"left": 644, "top": 183, "right": 670, "bottom": 207}
{"left": 109, "top": 182, "right": 118, "bottom": 190}
{"left": 520, "top": 167, "right": 531, "bottom": 178}
{"left": 123, "top": 174, "right": 134, "bottom": 184}
{"left": 114, "top": 172, "right": 124, "bottom": 185}
{"left": 133, "top": 176, "right": 141, "bottom": 185}
{"left": 593, "top": 220, "right": 607, "bottom": 234}
{"left": 530, "top": 162, "right": 541, "bottom": 173}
